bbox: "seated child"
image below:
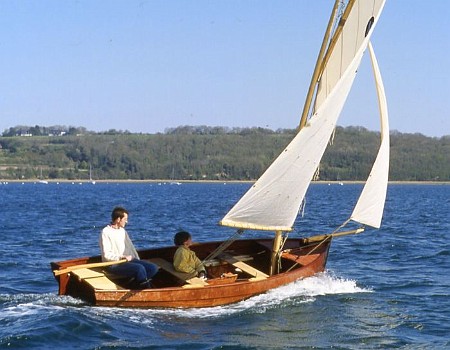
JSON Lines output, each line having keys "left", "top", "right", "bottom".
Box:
{"left": 173, "top": 231, "right": 207, "bottom": 279}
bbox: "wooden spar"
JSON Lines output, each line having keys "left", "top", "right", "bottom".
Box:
{"left": 299, "top": 0, "right": 359, "bottom": 130}
{"left": 315, "top": 0, "right": 357, "bottom": 82}
{"left": 270, "top": 230, "right": 283, "bottom": 275}
{"left": 53, "top": 259, "right": 127, "bottom": 276}
{"left": 298, "top": 0, "right": 340, "bottom": 130}
{"left": 302, "top": 228, "right": 365, "bottom": 244}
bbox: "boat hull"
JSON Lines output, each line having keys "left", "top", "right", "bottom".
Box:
{"left": 51, "top": 238, "right": 331, "bottom": 308}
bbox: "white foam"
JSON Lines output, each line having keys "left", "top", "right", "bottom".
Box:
{"left": 1, "top": 272, "right": 371, "bottom": 324}
{"left": 103, "top": 271, "right": 372, "bottom": 320}
{"left": 288, "top": 271, "right": 372, "bottom": 297}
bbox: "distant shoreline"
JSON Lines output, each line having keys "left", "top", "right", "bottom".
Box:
{"left": 1, "top": 179, "right": 449, "bottom": 185}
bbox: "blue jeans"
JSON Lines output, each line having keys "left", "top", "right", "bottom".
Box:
{"left": 107, "top": 259, "right": 158, "bottom": 284}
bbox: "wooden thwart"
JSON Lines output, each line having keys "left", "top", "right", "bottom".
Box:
{"left": 148, "top": 258, "right": 208, "bottom": 287}
{"left": 71, "top": 268, "right": 122, "bottom": 290}
{"left": 72, "top": 268, "right": 104, "bottom": 279}
{"left": 219, "top": 253, "right": 268, "bottom": 280}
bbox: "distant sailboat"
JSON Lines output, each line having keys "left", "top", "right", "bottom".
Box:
{"left": 169, "top": 166, "right": 182, "bottom": 185}
{"left": 38, "top": 167, "right": 48, "bottom": 184}
{"left": 51, "top": 0, "right": 389, "bottom": 308}
{"left": 89, "top": 164, "right": 96, "bottom": 185}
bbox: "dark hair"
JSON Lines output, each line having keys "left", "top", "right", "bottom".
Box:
{"left": 174, "top": 231, "right": 191, "bottom": 246}
{"left": 111, "top": 207, "right": 129, "bottom": 222}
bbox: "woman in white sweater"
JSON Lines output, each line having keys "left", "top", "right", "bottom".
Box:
{"left": 99, "top": 207, "right": 158, "bottom": 289}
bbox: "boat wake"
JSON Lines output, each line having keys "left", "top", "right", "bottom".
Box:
{"left": 167, "top": 270, "right": 372, "bottom": 319}
{"left": 0, "top": 293, "right": 83, "bottom": 318}
{"left": 81, "top": 271, "right": 371, "bottom": 322}
{"left": 0, "top": 271, "right": 371, "bottom": 325}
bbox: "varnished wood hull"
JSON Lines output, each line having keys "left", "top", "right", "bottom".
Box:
{"left": 51, "top": 238, "right": 331, "bottom": 308}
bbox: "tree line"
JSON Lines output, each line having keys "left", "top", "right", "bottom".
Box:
{"left": 0, "top": 125, "right": 449, "bottom": 181}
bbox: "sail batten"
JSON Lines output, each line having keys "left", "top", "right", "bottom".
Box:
{"left": 220, "top": 0, "right": 387, "bottom": 232}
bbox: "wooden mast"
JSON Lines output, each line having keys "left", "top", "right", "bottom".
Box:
{"left": 270, "top": 230, "right": 283, "bottom": 275}
{"left": 299, "top": 0, "right": 358, "bottom": 130}
{"left": 298, "top": 0, "right": 341, "bottom": 130}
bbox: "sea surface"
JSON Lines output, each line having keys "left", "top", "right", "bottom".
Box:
{"left": 0, "top": 182, "right": 449, "bottom": 349}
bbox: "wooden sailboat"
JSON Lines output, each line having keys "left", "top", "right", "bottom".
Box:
{"left": 51, "top": 0, "right": 389, "bottom": 308}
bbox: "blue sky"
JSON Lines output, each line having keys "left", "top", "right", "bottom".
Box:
{"left": 1, "top": 1, "right": 449, "bottom": 137}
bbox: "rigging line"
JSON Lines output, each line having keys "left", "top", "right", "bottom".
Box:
{"left": 332, "top": 218, "right": 351, "bottom": 234}
{"left": 285, "top": 242, "right": 321, "bottom": 253}
{"left": 332, "top": 219, "right": 365, "bottom": 239}
{"left": 284, "top": 235, "right": 332, "bottom": 273}
{"left": 332, "top": 218, "right": 365, "bottom": 235}
{"left": 202, "top": 229, "right": 244, "bottom": 263}
{"left": 299, "top": 197, "right": 307, "bottom": 217}
{"left": 329, "top": 127, "right": 336, "bottom": 145}
{"left": 275, "top": 232, "right": 290, "bottom": 273}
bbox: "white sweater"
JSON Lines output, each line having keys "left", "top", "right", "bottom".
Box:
{"left": 99, "top": 225, "right": 139, "bottom": 262}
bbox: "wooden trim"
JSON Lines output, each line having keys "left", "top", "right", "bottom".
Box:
{"left": 219, "top": 253, "right": 268, "bottom": 280}
{"left": 53, "top": 259, "right": 127, "bottom": 276}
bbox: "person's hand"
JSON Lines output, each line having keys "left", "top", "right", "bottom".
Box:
{"left": 123, "top": 255, "right": 133, "bottom": 261}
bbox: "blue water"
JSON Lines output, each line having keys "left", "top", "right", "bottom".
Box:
{"left": 0, "top": 182, "right": 449, "bottom": 349}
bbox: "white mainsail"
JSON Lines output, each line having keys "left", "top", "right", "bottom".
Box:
{"left": 349, "top": 42, "right": 389, "bottom": 229}
{"left": 315, "top": 1, "right": 386, "bottom": 112}
{"left": 220, "top": 0, "right": 387, "bottom": 232}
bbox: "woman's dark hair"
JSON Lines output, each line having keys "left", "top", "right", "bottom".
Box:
{"left": 174, "top": 231, "right": 191, "bottom": 246}
{"left": 111, "top": 207, "right": 128, "bottom": 222}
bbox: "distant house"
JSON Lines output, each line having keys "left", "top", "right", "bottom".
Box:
{"left": 48, "top": 131, "right": 66, "bottom": 136}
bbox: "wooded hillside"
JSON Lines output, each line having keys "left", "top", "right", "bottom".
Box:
{"left": 0, "top": 126, "right": 449, "bottom": 181}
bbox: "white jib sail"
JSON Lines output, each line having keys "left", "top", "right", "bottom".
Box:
{"left": 220, "top": 1, "right": 386, "bottom": 232}
{"left": 349, "top": 42, "right": 390, "bottom": 229}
